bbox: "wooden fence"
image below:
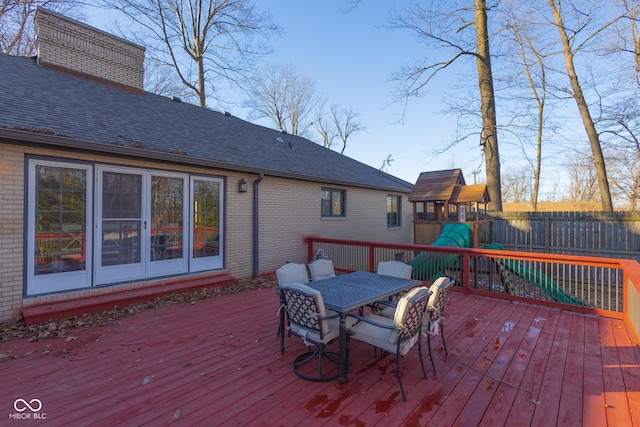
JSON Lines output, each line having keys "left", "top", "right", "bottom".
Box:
{"left": 487, "top": 211, "right": 640, "bottom": 262}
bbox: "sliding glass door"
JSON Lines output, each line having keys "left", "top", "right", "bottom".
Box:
{"left": 148, "top": 173, "right": 188, "bottom": 276}
{"left": 27, "top": 160, "right": 223, "bottom": 294}
{"left": 190, "top": 177, "right": 224, "bottom": 271}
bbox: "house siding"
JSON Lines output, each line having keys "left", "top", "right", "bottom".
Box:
{"left": 0, "top": 142, "right": 412, "bottom": 322}
{"left": 257, "top": 176, "right": 412, "bottom": 274}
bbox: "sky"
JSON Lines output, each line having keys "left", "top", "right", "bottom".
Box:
{"left": 83, "top": 1, "right": 501, "bottom": 186}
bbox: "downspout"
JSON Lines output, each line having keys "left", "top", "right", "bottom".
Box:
{"left": 253, "top": 173, "right": 265, "bottom": 277}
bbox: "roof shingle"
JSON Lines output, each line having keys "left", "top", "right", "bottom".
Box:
{"left": 0, "top": 54, "right": 412, "bottom": 192}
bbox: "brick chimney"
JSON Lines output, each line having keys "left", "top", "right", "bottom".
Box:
{"left": 34, "top": 8, "right": 145, "bottom": 93}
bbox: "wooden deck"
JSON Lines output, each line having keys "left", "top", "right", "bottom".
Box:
{"left": 1, "top": 287, "right": 639, "bottom": 426}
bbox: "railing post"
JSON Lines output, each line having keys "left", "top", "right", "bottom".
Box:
{"left": 368, "top": 243, "right": 375, "bottom": 272}
{"left": 462, "top": 252, "right": 471, "bottom": 294}
{"left": 305, "top": 236, "right": 314, "bottom": 263}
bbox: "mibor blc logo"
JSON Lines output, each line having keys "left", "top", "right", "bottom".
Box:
{"left": 9, "top": 399, "right": 46, "bottom": 420}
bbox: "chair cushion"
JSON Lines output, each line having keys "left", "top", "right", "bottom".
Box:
{"left": 377, "top": 261, "right": 412, "bottom": 279}
{"left": 276, "top": 263, "right": 309, "bottom": 285}
{"left": 308, "top": 259, "right": 336, "bottom": 281}
{"left": 349, "top": 314, "right": 420, "bottom": 356}
{"left": 280, "top": 282, "right": 352, "bottom": 339}
{"left": 427, "top": 282, "right": 441, "bottom": 310}
{"left": 391, "top": 286, "right": 430, "bottom": 343}
{"left": 290, "top": 315, "right": 357, "bottom": 344}
{"left": 349, "top": 313, "right": 397, "bottom": 352}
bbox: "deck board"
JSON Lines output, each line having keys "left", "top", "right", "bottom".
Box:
{"left": 1, "top": 288, "right": 639, "bottom": 426}
{"left": 557, "top": 311, "right": 585, "bottom": 426}
{"left": 582, "top": 315, "right": 608, "bottom": 427}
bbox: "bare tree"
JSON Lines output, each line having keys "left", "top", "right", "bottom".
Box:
{"left": 245, "top": 65, "right": 365, "bottom": 152}
{"left": 608, "top": 150, "right": 640, "bottom": 210}
{"left": 312, "top": 102, "right": 364, "bottom": 154}
{"left": 619, "top": 0, "right": 640, "bottom": 84}
{"left": 1, "top": 0, "right": 80, "bottom": 55}
{"left": 388, "top": 0, "right": 503, "bottom": 211}
{"left": 244, "top": 63, "right": 316, "bottom": 136}
{"left": 502, "top": 169, "right": 532, "bottom": 203}
{"left": 567, "top": 153, "right": 601, "bottom": 203}
{"left": 504, "top": 7, "right": 553, "bottom": 211}
{"left": 546, "top": 0, "right": 620, "bottom": 211}
{"left": 100, "top": 0, "right": 279, "bottom": 107}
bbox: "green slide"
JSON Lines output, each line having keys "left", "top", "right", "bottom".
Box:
{"left": 411, "top": 223, "right": 471, "bottom": 281}
{"left": 483, "top": 243, "right": 585, "bottom": 306}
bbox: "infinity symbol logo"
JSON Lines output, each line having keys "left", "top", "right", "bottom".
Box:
{"left": 14, "top": 399, "right": 42, "bottom": 412}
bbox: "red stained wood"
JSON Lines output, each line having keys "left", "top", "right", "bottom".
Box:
{"left": 1, "top": 289, "right": 638, "bottom": 426}
{"left": 22, "top": 272, "right": 236, "bottom": 325}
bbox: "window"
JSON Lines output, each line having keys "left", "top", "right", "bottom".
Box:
{"left": 321, "top": 188, "right": 345, "bottom": 217}
{"left": 387, "top": 195, "right": 401, "bottom": 227}
{"left": 27, "top": 158, "right": 224, "bottom": 295}
{"left": 27, "top": 160, "right": 93, "bottom": 294}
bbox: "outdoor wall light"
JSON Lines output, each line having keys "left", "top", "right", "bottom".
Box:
{"left": 239, "top": 178, "right": 248, "bottom": 193}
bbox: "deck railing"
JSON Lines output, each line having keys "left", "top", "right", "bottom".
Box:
{"left": 305, "top": 236, "right": 640, "bottom": 340}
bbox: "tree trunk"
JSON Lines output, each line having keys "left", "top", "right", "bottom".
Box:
{"left": 475, "top": 0, "right": 502, "bottom": 211}
{"left": 548, "top": 0, "right": 613, "bottom": 211}
{"left": 197, "top": 56, "right": 206, "bottom": 107}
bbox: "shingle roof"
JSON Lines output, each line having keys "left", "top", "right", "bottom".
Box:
{"left": 408, "top": 168, "right": 466, "bottom": 202}
{"left": 0, "top": 54, "right": 412, "bottom": 192}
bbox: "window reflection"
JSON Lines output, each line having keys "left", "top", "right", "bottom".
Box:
{"left": 193, "top": 180, "right": 220, "bottom": 258}
{"left": 101, "top": 172, "right": 142, "bottom": 266}
{"left": 34, "top": 166, "right": 87, "bottom": 274}
{"left": 151, "top": 176, "right": 184, "bottom": 261}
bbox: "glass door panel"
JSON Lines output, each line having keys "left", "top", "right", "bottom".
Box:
{"left": 27, "top": 162, "right": 92, "bottom": 295}
{"left": 191, "top": 178, "right": 223, "bottom": 271}
{"left": 148, "top": 174, "right": 187, "bottom": 276}
{"left": 95, "top": 169, "right": 144, "bottom": 284}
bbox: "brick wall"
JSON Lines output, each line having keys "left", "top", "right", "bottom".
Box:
{"left": 257, "top": 176, "right": 413, "bottom": 275}
{"left": 0, "top": 146, "right": 26, "bottom": 322}
{"left": 34, "top": 8, "right": 145, "bottom": 91}
{"left": 0, "top": 143, "right": 412, "bottom": 322}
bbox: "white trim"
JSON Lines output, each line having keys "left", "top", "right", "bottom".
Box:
{"left": 94, "top": 165, "right": 145, "bottom": 285}
{"left": 189, "top": 176, "right": 224, "bottom": 271}
{"left": 26, "top": 159, "right": 93, "bottom": 295}
{"left": 147, "top": 171, "right": 189, "bottom": 277}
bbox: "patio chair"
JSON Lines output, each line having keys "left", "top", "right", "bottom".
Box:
{"left": 423, "top": 276, "right": 455, "bottom": 373}
{"left": 279, "top": 282, "right": 355, "bottom": 382}
{"left": 275, "top": 263, "right": 310, "bottom": 353}
{"left": 346, "top": 286, "right": 432, "bottom": 402}
{"left": 308, "top": 259, "right": 336, "bottom": 281}
{"left": 374, "top": 260, "right": 413, "bottom": 306}
{"left": 377, "top": 260, "right": 413, "bottom": 279}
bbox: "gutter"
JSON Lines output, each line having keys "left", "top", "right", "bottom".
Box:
{"left": 253, "top": 173, "right": 265, "bottom": 277}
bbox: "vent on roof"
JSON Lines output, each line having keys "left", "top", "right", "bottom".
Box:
{"left": 34, "top": 8, "right": 145, "bottom": 93}
{"left": 168, "top": 95, "right": 181, "bottom": 102}
{"left": 218, "top": 110, "right": 231, "bottom": 116}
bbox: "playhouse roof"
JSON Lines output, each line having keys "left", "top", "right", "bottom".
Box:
{"left": 408, "top": 168, "right": 490, "bottom": 204}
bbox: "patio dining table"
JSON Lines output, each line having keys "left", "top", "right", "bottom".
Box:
{"left": 305, "top": 270, "right": 421, "bottom": 383}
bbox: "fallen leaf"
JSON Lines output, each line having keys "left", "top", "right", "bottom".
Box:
{"left": 173, "top": 409, "right": 181, "bottom": 419}
{"left": 65, "top": 336, "right": 78, "bottom": 342}
{"left": 528, "top": 397, "right": 541, "bottom": 405}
